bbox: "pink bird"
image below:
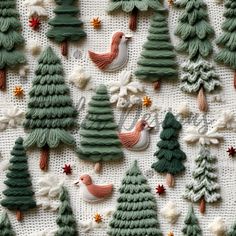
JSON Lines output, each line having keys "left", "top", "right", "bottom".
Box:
{"left": 88, "top": 31, "right": 131, "bottom": 72}
{"left": 118, "top": 119, "right": 153, "bottom": 151}
{"left": 74, "top": 174, "right": 113, "bottom": 203}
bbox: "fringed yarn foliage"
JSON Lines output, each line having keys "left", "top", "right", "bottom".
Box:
{"left": 228, "top": 222, "right": 236, "bottom": 236}
{"left": 0, "top": 211, "right": 15, "bottom": 236}
{"left": 107, "top": 160, "right": 163, "bottom": 236}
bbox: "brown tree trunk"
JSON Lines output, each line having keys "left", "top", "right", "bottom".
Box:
{"left": 61, "top": 41, "right": 68, "bottom": 56}
{"left": 153, "top": 81, "right": 161, "bottom": 90}
{"left": 234, "top": 70, "right": 236, "bottom": 89}
{"left": 40, "top": 145, "right": 49, "bottom": 171}
{"left": 129, "top": 7, "right": 138, "bottom": 31}
{"left": 197, "top": 87, "right": 208, "bottom": 112}
{"left": 16, "top": 210, "right": 23, "bottom": 221}
{"left": 94, "top": 162, "right": 102, "bottom": 173}
{"left": 0, "top": 68, "right": 6, "bottom": 91}
{"left": 199, "top": 197, "right": 206, "bottom": 214}
{"left": 166, "top": 173, "right": 174, "bottom": 187}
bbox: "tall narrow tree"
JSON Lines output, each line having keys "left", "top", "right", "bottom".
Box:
{"left": 23, "top": 46, "right": 77, "bottom": 171}
{"left": 0, "top": 211, "right": 15, "bottom": 236}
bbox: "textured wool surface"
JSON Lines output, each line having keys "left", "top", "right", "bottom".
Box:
{"left": 0, "top": 0, "right": 236, "bottom": 235}
{"left": 0, "top": 211, "right": 15, "bottom": 236}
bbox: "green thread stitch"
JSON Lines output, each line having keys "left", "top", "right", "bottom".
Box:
{"left": 107, "top": 160, "right": 163, "bottom": 236}
{"left": 228, "top": 221, "right": 236, "bottom": 236}
{"left": 0, "top": 211, "right": 15, "bottom": 236}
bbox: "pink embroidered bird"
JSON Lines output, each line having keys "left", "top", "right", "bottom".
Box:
{"left": 74, "top": 174, "right": 113, "bottom": 203}
{"left": 88, "top": 31, "right": 131, "bottom": 72}
{"left": 118, "top": 119, "right": 153, "bottom": 151}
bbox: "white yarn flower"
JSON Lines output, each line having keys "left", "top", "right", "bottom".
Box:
{"left": 23, "top": 0, "right": 48, "bottom": 17}
{"left": 160, "top": 201, "right": 181, "bottom": 224}
{"left": 209, "top": 217, "right": 227, "bottom": 236}
{"left": 69, "top": 66, "right": 91, "bottom": 89}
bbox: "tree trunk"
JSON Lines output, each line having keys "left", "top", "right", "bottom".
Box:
{"left": 94, "top": 162, "right": 102, "bottom": 173}
{"left": 199, "top": 197, "right": 206, "bottom": 214}
{"left": 129, "top": 7, "right": 138, "bottom": 31}
{"left": 234, "top": 70, "right": 236, "bottom": 89}
{"left": 153, "top": 81, "right": 161, "bottom": 90}
{"left": 0, "top": 68, "right": 6, "bottom": 91}
{"left": 40, "top": 145, "right": 49, "bottom": 171}
{"left": 61, "top": 41, "right": 68, "bottom": 56}
{"left": 16, "top": 210, "right": 23, "bottom": 221}
{"left": 166, "top": 173, "right": 174, "bottom": 187}
{"left": 197, "top": 87, "right": 208, "bottom": 112}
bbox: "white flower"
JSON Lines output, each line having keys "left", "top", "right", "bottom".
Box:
{"left": 160, "top": 201, "right": 181, "bottom": 224}
{"left": 209, "top": 217, "right": 227, "bottom": 236}
{"left": 69, "top": 66, "right": 91, "bottom": 89}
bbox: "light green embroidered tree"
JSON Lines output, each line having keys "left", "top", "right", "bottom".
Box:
{"left": 107, "top": 0, "right": 165, "bottom": 31}
{"left": 183, "top": 145, "right": 221, "bottom": 214}
{"left": 0, "top": 0, "right": 26, "bottom": 90}
{"left": 77, "top": 84, "right": 123, "bottom": 172}
{"left": 23, "top": 46, "right": 77, "bottom": 171}
{"left": 182, "top": 205, "right": 202, "bottom": 236}
{"left": 0, "top": 211, "right": 15, "bottom": 236}
{"left": 135, "top": 10, "right": 178, "bottom": 90}
{"left": 228, "top": 222, "right": 236, "bottom": 236}
{"left": 108, "top": 160, "right": 163, "bottom": 236}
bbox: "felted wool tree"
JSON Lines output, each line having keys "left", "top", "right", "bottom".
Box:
{"left": 151, "top": 112, "right": 186, "bottom": 187}
{"left": 55, "top": 186, "right": 78, "bottom": 236}
{"left": 182, "top": 205, "right": 202, "bottom": 236}
{"left": 47, "top": 0, "right": 86, "bottom": 56}
{"left": 23, "top": 46, "right": 77, "bottom": 171}
{"left": 0, "top": 0, "right": 26, "bottom": 90}
{"left": 108, "top": 160, "right": 162, "bottom": 236}
{"left": 135, "top": 10, "right": 178, "bottom": 90}
{"left": 107, "top": 0, "right": 165, "bottom": 31}
{"left": 228, "top": 222, "right": 236, "bottom": 236}
{"left": 77, "top": 84, "right": 123, "bottom": 172}
{"left": 216, "top": 0, "right": 236, "bottom": 88}
{"left": 1, "top": 137, "right": 36, "bottom": 221}
{"left": 0, "top": 211, "right": 15, "bottom": 236}
{"left": 183, "top": 145, "right": 221, "bottom": 214}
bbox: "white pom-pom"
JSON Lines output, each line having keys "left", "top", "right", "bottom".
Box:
{"left": 26, "top": 40, "right": 42, "bottom": 55}
{"left": 69, "top": 67, "right": 91, "bottom": 89}
{"left": 209, "top": 217, "right": 227, "bottom": 236}
{"left": 160, "top": 201, "right": 181, "bottom": 224}
{"left": 19, "top": 65, "right": 29, "bottom": 78}
{"left": 177, "top": 103, "right": 191, "bottom": 117}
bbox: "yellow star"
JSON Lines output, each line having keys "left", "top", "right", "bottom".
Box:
{"left": 93, "top": 213, "right": 102, "bottom": 223}
{"left": 142, "top": 96, "right": 152, "bottom": 107}
{"left": 13, "top": 86, "right": 24, "bottom": 97}
{"left": 91, "top": 17, "right": 101, "bottom": 29}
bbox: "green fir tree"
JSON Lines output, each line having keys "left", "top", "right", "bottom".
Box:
{"left": 1, "top": 137, "right": 36, "bottom": 221}
{"left": 47, "top": 0, "right": 86, "bottom": 56}
{"left": 55, "top": 186, "right": 78, "bottom": 236}
{"left": 108, "top": 160, "right": 162, "bottom": 236}
{"left": 77, "top": 84, "right": 123, "bottom": 171}
{"left": 0, "top": 0, "right": 26, "bottom": 90}
{"left": 0, "top": 211, "right": 15, "bottom": 236}
{"left": 135, "top": 10, "right": 178, "bottom": 90}
{"left": 228, "top": 222, "right": 236, "bottom": 236}
{"left": 152, "top": 112, "right": 186, "bottom": 187}
{"left": 23, "top": 46, "right": 77, "bottom": 171}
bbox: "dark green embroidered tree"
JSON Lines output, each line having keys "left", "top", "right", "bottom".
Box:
{"left": 216, "top": 0, "right": 236, "bottom": 88}
{"left": 228, "top": 222, "right": 236, "bottom": 236}
{"left": 182, "top": 205, "right": 202, "bottom": 236}
{"left": 108, "top": 160, "right": 162, "bottom": 236}
{"left": 1, "top": 137, "right": 36, "bottom": 221}
{"left": 47, "top": 0, "right": 86, "bottom": 56}
{"left": 107, "top": 0, "right": 165, "bottom": 31}
{"left": 55, "top": 186, "right": 78, "bottom": 236}
{"left": 135, "top": 10, "right": 178, "bottom": 90}
{"left": 77, "top": 84, "right": 123, "bottom": 172}
{"left": 23, "top": 46, "right": 77, "bottom": 171}
{"left": 152, "top": 112, "right": 186, "bottom": 187}
{"left": 0, "top": 211, "right": 15, "bottom": 236}
{"left": 0, "top": 0, "right": 26, "bottom": 90}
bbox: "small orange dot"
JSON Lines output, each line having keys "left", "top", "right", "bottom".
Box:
{"left": 13, "top": 86, "right": 24, "bottom": 97}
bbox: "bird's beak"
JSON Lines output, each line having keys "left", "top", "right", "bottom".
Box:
{"left": 74, "top": 180, "right": 80, "bottom": 187}
{"left": 125, "top": 34, "right": 132, "bottom": 40}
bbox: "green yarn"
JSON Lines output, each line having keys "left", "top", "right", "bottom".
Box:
{"left": 47, "top": 0, "right": 86, "bottom": 43}
{"left": 215, "top": 0, "right": 236, "bottom": 69}
{"left": 23, "top": 46, "right": 77, "bottom": 149}
{"left": 0, "top": 211, "right": 15, "bottom": 236}
{"left": 77, "top": 84, "right": 123, "bottom": 162}
{"left": 108, "top": 160, "right": 162, "bottom": 236}
{"left": 228, "top": 222, "right": 236, "bottom": 236}
{"left": 152, "top": 112, "right": 186, "bottom": 175}
{"left": 175, "top": 0, "right": 214, "bottom": 60}
{"left": 1, "top": 137, "right": 36, "bottom": 213}
{"left": 55, "top": 186, "right": 78, "bottom": 236}
{"left": 182, "top": 205, "right": 202, "bottom": 236}
{"left": 135, "top": 10, "right": 178, "bottom": 82}
{"left": 0, "top": 0, "right": 25, "bottom": 69}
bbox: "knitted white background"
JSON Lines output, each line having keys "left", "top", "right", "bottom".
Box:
{"left": 0, "top": 0, "right": 235, "bottom": 235}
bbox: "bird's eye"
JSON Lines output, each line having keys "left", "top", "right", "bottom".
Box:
{"left": 120, "top": 36, "right": 122, "bottom": 39}
{"left": 80, "top": 178, "right": 83, "bottom": 181}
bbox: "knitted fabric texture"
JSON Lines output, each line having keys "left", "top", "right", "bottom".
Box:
{"left": 1, "top": 137, "right": 36, "bottom": 212}
{"left": 55, "top": 186, "right": 78, "bottom": 236}
{"left": 151, "top": 112, "right": 186, "bottom": 175}
{"left": 182, "top": 205, "right": 202, "bottom": 236}
{"left": 107, "top": 160, "right": 162, "bottom": 236}
{"left": 47, "top": 0, "right": 86, "bottom": 43}
{"left": 175, "top": 0, "right": 214, "bottom": 61}
{"left": 228, "top": 222, "right": 236, "bottom": 236}
{"left": 183, "top": 145, "right": 221, "bottom": 203}
{"left": 23, "top": 46, "right": 77, "bottom": 149}
{"left": 135, "top": 10, "right": 178, "bottom": 82}
{"left": 215, "top": 0, "right": 236, "bottom": 69}
{"left": 77, "top": 84, "right": 123, "bottom": 162}
{"left": 0, "top": 211, "right": 15, "bottom": 236}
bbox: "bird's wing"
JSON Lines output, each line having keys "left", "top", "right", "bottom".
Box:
{"left": 87, "top": 184, "right": 113, "bottom": 199}
{"left": 88, "top": 51, "right": 113, "bottom": 70}
{"left": 118, "top": 130, "right": 141, "bottom": 149}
